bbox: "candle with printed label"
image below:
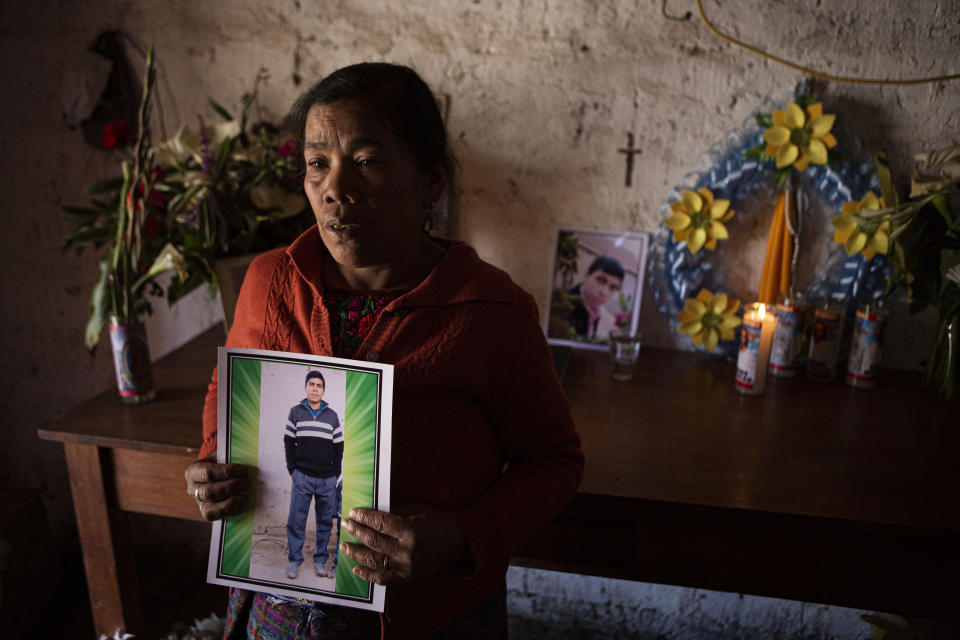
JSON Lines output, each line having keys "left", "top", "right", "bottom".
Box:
{"left": 735, "top": 303, "right": 777, "bottom": 395}
{"left": 806, "top": 300, "right": 846, "bottom": 382}
{"left": 846, "top": 301, "right": 888, "bottom": 389}
{"left": 768, "top": 294, "right": 807, "bottom": 378}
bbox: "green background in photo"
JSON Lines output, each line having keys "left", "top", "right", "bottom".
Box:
{"left": 335, "top": 369, "right": 381, "bottom": 597}
{"left": 219, "top": 357, "right": 383, "bottom": 601}
{"left": 221, "top": 357, "right": 261, "bottom": 577}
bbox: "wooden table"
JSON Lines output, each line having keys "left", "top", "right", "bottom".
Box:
{"left": 39, "top": 329, "right": 217, "bottom": 636}
{"left": 39, "top": 327, "right": 960, "bottom": 636}
{"left": 515, "top": 345, "right": 960, "bottom": 619}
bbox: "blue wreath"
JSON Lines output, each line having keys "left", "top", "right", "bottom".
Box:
{"left": 648, "top": 106, "right": 893, "bottom": 360}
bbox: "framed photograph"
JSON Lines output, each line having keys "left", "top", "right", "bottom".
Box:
{"left": 208, "top": 346, "right": 393, "bottom": 612}
{"left": 546, "top": 228, "right": 649, "bottom": 350}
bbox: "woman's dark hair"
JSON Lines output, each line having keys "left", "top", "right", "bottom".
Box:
{"left": 286, "top": 62, "right": 449, "bottom": 171}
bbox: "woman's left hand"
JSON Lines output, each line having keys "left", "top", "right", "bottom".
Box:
{"left": 340, "top": 504, "right": 466, "bottom": 586}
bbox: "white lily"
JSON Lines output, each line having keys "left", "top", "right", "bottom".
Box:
{"left": 250, "top": 182, "right": 307, "bottom": 219}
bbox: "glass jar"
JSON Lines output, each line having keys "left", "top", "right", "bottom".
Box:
{"left": 768, "top": 293, "right": 807, "bottom": 378}
{"left": 805, "top": 300, "right": 846, "bottom": 382}
{"left": 846, "top": 300, "right": 888, "bottom": 389}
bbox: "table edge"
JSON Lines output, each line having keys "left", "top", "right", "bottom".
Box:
{"left": 38, "top": 428, "right": 200, "bottom": 457}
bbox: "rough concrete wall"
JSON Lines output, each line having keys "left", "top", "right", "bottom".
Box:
{"left": 506, "top": 567, "right": 869, "bottom": 639}
{"left": 0, "top": 0, "right": 957, "bottom": 630}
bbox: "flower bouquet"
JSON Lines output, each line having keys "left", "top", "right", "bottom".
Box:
{"left": 152, "top": 69, "right": 311, "bottom": 302}
{"left": 64, "top": 62, "right": 314, "bottom": 350}
{"left": 62, "top": 49, "right": 184, "bottom": 352}
{"left": 62, "top": 49, "right": 182, "bottom": 401}
{"left": 829, "top": 146, "right": 960, "bottom": 399}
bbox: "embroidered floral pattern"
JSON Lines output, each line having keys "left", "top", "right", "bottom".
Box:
{"left": 325, "top": 290, "right": 402, "bottom": 358}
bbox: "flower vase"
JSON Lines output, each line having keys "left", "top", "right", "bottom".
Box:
{"left": 924, "top": 313, "right": 958, "bottom": 401}
{"left": 108, "top": 316, "right": 156, "bottom": 404}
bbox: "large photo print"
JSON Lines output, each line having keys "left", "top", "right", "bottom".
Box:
{"left": 547, "top": 228, "right": 649, "bottom": 350}
{"left": 207, "top": 347, "right": 393, "bottom": 612}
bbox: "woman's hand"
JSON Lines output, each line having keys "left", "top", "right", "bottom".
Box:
{"left": 340, "top": 504, "right": 467, "bottom": 586}
{"left": 184, "top": 454, "right": 250, "bottom": 521}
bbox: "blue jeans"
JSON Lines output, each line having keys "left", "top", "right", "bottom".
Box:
{"left": 286, "top": 470, "right": 338, "bottom": 566}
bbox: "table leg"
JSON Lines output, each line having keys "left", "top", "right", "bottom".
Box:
{"left": 64, "top": 442, "right": 144, "bottom": 638}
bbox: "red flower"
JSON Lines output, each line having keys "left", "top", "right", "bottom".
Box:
{"left": 278, "top": 137, "right": 297, "bottom": 157}
{"left": 357, "top": 314, "right": 375, "bottom": 338}
{"left": 127, "top": 175, "right": 170, "bottom": 211}
{"left": 143, "top": 214, "right": 165, "bottom": 240}
{"left": 148, "top": 189, "right": 169, "bottom": 209}
{"left": 102, "top": 120, "right": 133, "bottom": 149}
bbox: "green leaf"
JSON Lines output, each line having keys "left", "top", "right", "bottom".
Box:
{"left": 131, "top": 243, "right": 188, "bottom": 294}
{"left": 63, "top": 226, "right": 114, "bottom": 249}
{"left": 84, "top": 255, "right": 112, "bottom": 353}
{"left": 743, "top": 144, "right": 767, "bottom": 160}
{"left": 240, "top": 90, "right": 257, "bottom": 133}
{"left": 208, "top": 98, "right": 234, "bottom": 122}
{"left": 85, "top": 176, "right": 124, "bottom": 195}
{"left": 215, "top": 138, "right": 233, "bottom": 179}
{"left": 931, "top": 193, "right": 959, "bottom": 228}
{"left": 873, "top": 152, "right": 900, "bottom": 208}
{"left": 888, "top": 216, "right": 914, "bottom": 243}
{"left": 940, "top": 249, "right": 960, "bottom": 296}
{"left": 754, "top": 113, "right": 773, "bottom": 129}
{"left": 89, "top": 197, "right": 116, "bottom": 210}
{"left": 62, "top": 206, "right": 102, "bottom": 220}
{"left": 776, "top": 168, "right": 790, "bottom": 188}
{"left": 794, "top": 95, "right": 815, "bottom": 109}
{"left": 168, "top": 183, "right": 204, "bottom": 217}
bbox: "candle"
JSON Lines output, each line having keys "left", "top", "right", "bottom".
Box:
{"left": 846, "top": 301, "right": 888, "bottom": 389}
{"left": 768, "top": 294, "right": 807, "bottom": 378}
{"left": 806, "top": 300, "right": 845, "bottom": 382}
{"left": 735, "top": 303, "right": 777, "bottom": 395}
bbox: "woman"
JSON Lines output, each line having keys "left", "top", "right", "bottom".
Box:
{"left": 184, "top": 62, "right": 583, "bottom": 639}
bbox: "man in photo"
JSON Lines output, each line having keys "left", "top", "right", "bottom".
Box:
{"left": 284, "top": 370, "right": 343, "bottom": 579}
{"left": 566, "top": 256, "right": 624, "bottom": 339}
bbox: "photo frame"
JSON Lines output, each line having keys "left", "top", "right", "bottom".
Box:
{"left": 207, "top": 346, "right": 393, "bottom": 612}
{"left": 546, "top": 228, "right": 649, "bottom": 351}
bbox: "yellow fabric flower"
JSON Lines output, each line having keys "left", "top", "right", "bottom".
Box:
{"left": 665, "top": 187, "right": 735, "bottom": 254}
{"left": 830, "top": 191, "right": 891, "bottom": 260}
{"left": 762, "top": 102, "right": 837, "bottom": 172}
{"left": 676, "top": 288, "right": 742, "bottom": 352}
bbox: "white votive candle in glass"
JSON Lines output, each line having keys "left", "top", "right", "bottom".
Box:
{"left": 735, "top": 303, "right": 777, "bottom": 395}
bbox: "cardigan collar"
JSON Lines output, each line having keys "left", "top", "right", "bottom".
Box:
{"left": 285, "top": 226, "right": 519, "bottom": 309}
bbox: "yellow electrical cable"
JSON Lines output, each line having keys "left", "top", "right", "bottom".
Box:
{"left": 696, "top": 0, "right": 960, "bottom": 86}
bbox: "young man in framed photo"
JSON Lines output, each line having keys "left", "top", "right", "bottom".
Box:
{"left": 284, "top": 370, "right": 343, "bottom": 579}
{"left": 566, "top": 256, "right": 624, "bottom": 340}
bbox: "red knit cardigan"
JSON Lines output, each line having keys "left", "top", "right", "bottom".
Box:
{"left": 200, "top": 228, "right": 584, "bottom": 637}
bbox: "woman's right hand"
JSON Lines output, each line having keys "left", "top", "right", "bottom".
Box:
{"left": 184, "top": 454, "right": 250, "bottom": 521}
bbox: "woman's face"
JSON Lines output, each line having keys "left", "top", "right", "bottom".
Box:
{"left": 302, "top": 101, "right": 444, "bottom": 272}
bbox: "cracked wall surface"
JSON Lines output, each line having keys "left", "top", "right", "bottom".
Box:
{"left": 1, "top": 0, "right": 957, "bottom": 634}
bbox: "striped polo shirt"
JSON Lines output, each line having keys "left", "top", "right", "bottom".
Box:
{"left": 283, "top": 399, "right": 343, "bottom": 478}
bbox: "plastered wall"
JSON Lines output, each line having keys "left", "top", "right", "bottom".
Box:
{"left": 1, "top": 0, "right": 957, "bottom": 626}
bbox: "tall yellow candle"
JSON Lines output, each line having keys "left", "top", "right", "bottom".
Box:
{"left": 758, "top": 193, "right": 787, "bottom": 304}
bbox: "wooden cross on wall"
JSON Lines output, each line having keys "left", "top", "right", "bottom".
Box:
{"left": 619, "top": 132, "right": 642, "bottom": 187}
